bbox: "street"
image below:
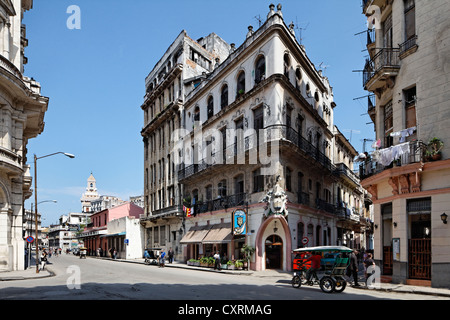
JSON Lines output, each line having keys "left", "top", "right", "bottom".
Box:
{"left": 1, "top": 254, "right": 447, "bottom": 302}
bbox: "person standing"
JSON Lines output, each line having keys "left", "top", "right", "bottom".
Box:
{"left": 168, "top": 248, "right": 174, "bottom": 264}
{"left": 159, "top": 249, "right": 166, "bottom": 268}
{"left": 214, "top": 251, "right": 221, "bottom": 270}
{"left": 349, "top": 249, "right": 360, "bottom": 287}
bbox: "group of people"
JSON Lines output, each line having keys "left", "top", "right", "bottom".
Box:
{"left": 144, "top": 248, "right": 175, "bottom": 267}
{"left": 302, "top": 249, "right": 376, "bottom": 287}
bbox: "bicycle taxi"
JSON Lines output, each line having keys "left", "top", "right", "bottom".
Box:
{"left": 291, "top": 246, "right": 352, "bottom": 293}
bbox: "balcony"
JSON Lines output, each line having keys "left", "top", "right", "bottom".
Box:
{"left": 178, "top": 125, "right": 335, "bottom": 181}
{"left": 192, "top": 193, "right": 247, "bottom": 215}
{"left": 363, "top": 47, "right": 400, "bottom": 92}
{"left": 399, "top": 36, "right": 418, "bottom": 59}
{"left": 334, "top": 163, "right": 360, "bottom": 187}
{"left": 359, "top": 140, "right": 426, "bottom": 180}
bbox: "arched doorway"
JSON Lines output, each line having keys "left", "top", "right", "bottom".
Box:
{"left": 265, "top": 235, "right": 283, "bottom": 269}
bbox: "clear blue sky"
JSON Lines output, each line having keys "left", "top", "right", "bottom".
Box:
{"left": 23, "top": 0, "right": 373, "bottom": 226}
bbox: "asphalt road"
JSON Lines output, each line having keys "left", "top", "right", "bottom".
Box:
{"left": 0, "top": 254, "right": 446, "bottom": 302}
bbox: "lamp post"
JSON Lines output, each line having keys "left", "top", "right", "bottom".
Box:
{"left": 34, "top": 152, "right": 75, "bottom": 273}
{"left": 28, "top": 200, "right": 57, "bottom": 269}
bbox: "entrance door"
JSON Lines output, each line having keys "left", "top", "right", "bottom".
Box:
{"left": 265, "top": 235, "right": 283, "bottom": 269}
{"left": 409, "top": 214, "right": 431, "bottom": 280}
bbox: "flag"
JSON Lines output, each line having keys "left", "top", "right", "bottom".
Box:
{"left": 183, "top": 206, "right": 192, "bottom": 217}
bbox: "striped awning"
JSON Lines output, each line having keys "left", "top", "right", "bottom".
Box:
{"left": 179, "top": 225, "right": 211, "bottom": 244}
{"left": 202, "top": 223, "right": 233, "bottom": 244}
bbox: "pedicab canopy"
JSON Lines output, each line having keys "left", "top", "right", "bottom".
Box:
{"left": 293, "top": 246, "right": 353, "bottom": 253}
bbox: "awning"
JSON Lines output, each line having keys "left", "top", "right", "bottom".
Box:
{"left": 180, "top": 225, "right": 211, "bottom": 244}
{"left": 202, "top": 223, "right": 233, "bottom": 244}
{"left": 100, "top": 232, "right": 126, "bottom": 238}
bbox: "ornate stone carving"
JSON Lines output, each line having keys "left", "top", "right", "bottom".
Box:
{"left": 388, "top": 176, "right": 399, "bottom": 195}
{"left": 260, "top": 177, "right": 288, "bottom": 217}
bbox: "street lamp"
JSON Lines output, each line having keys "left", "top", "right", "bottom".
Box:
{"left": 28, "top": 200, "right": 57, "bottom": 269}
{"left": 34, "top": 152, "right": 75, "bottom": 273}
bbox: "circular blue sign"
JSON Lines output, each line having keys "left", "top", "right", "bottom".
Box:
{"left": 26, "top": 236, "right": 35, "bottom": 243}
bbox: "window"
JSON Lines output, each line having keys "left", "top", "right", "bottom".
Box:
{"left": 253, "top": 168, "right": 264, "bottom": 193}
{"left": 207, "top": 96, "right": 214, "bottom": 119}
{"left": 237, "top": 71, "right": 245, "bottom": 97}
{"left": 206, "top": 185, "right": 212, "bottom": 201}
{"left": 404, "top": 86, "right": 417, "bottom": 133}
{"left": 221, "top": 85, "right": 228, "bottom": 109}
{"left": 286, "top": 167, "right": 292, "bottom": 192}
{"left": 384, "top": 101, "right": 393, "bottom": 147}
{"left": 295, "top": 68, "right": 302, "bottom": 90}
{"left": 284, "top": 53, "right": 290, "bottom": 78}
{"left": 218, "top": 180, "right": 227, "bottom": 198}
{"left": 404, "top": 0, "right": 416, "bottom": 41}
{"left": 193, "top": 106, "right": 200, "bottom": 122}
{"left": 255, "top": 55, "right": 266, "bottom": 84}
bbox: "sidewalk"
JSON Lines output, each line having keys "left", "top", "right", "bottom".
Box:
{"left": 2, "top": 256, "right": 449, "bottom": 298}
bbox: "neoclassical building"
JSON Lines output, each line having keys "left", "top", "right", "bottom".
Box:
{"left": 360, "top": 0, "right": 450, "bottom": 287}
{"left": 141, "top": 4, "right": 368, "bottom": 271}
{"left": 0, "top": 0, "right": 49, "bottom": 271}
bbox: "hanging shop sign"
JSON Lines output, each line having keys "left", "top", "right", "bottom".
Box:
{"left": 232, "top": 209, "right": 247, "bottom": 236}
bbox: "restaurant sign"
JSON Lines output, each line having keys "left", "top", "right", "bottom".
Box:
{"left": 232, "top": 209, "right": 247, "bottom": 236}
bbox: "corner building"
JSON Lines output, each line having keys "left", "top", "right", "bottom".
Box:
{"left": 142, "top": 4, "right": 368, "bottom": 271}
{"left": 360, "top": 0, "right": 450, "bottom": 287}
{"left": 0, "top": 0, "right": 49, "bottom": 271}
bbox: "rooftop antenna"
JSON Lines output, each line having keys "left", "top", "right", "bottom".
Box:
{"left": 254, "top": 15, "right": 263, "bottom": 28}
{"left": 361, "top": 138, "right": 375, "bottom": 153}
{"left": 294, "top": 17, "right": 309, "bottom": 45}
{"left": 319, "top": 62, "right": 330, "bottom": 74}
{"left": 342, "top": 129, "right": 361, "bottom": 143}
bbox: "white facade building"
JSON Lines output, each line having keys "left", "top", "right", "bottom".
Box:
{"left": 0, "top": 0, "right": 49, "bottom": 271}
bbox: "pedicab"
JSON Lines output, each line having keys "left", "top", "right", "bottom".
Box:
{"left": 291, "top": 246, "right": 352, "bottom": 293}
{"left": 79, "top": 247, "right": 87, "bottom": 259}
{"left": 144, "top": 248, "right": 162, "bottom": 265}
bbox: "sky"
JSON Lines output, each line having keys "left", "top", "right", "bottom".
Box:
{"left": 23, "top": 0, "right": 374, "bottom": 226}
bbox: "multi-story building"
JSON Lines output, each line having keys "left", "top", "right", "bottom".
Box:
{"left": 360, "top": 0, "right": 450, "bottom": 288}
{"left": 141, "top": 4, "right": 367, "bottom": 271}
{"left": 140, "top": 30, "right": 230, "bottom": 261}
{"left": 0, "top": 0, "right": 49, "bottom": 271}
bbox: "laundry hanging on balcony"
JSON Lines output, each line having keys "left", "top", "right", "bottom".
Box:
{"left": 372, "top": 142, "right": 411, "bottom": 166}
{"left": 390, "top": 126, "right": 417, "bottom": 143}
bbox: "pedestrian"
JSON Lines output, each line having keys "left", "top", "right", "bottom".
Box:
{"left": 349, "top": 249, "right": 360, "bottom": 287}
{"left": 168, "top": 248, "right": 174, "bottom": 264}
{"left": 214, "top": 251, "right": 221, "bottom": 270}
{"left": 99, "top": 247, "right": 103, "bottom": 257}
{"left": 364, "top": 253, "right": 376, "bottom": 279}
{"left": 40, "top": 249, "right": 48, "bottom": 271}
{"left": 159, "top": 249, "right": 166, "bottom": 268}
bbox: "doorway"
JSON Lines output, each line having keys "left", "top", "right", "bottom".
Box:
{"left": 265, "top": 235, "right": 283, "bottom": 269}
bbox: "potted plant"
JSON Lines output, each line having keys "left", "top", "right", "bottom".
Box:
{"left": 207, "top": 257, "right": 215, "bottom": 268}
{"left": 227, "top": 260, "right": 235, "bottom": 270}
{"left": 235, "top": 260, "right": 244, "bottom": 270}
{"left": 428, "top": 137, "right": 444, "bottom": 161}
{"left": 200, "top": 257, "right": 209, "bottom": 267}
{"left": 241, "top": 245, "right": 256, "bottom": 270}
{"left": 221, "top": 260, "right": 228, "bottom": 270}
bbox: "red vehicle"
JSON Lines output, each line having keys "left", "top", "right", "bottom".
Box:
{"left": 292, "top": 251, "right": 312, "bottom": 271}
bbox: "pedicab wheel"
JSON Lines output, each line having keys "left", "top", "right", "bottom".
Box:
{"left": 334, "top": 279, "right": 347, "bottom": 293}
{"left": 292, "top": 275, "right": 301, "bottom": 288}
{"left": 319, "top": 276, "right": 336, "bottom": 293}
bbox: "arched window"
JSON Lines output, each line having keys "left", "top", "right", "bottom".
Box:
{"left": 236, "top": 71, "right": 245, "bottom": 97}
{"left": 284, "top": 53, "right": 290, "bottom": 78}
{"left": 295, "top": 67, "right": 302, "bottom": 90}
{"left": 193, "top": 106, "right": 200, "bottom": 122}
{"left": 207, "top": 96, "right": 214, "bottom": 119}
{"left": 255, "top": 55, "right": 266, "bottom": 84}
{"left": 221, "top": 84, "right": 228, "bottom": 109}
